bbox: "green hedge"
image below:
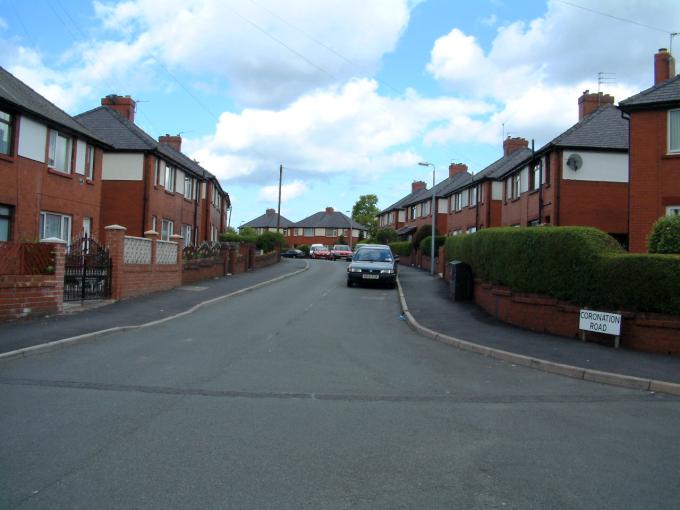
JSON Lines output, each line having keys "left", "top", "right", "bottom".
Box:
{"left": 648, "top": 214, "right": 680, "bottom": 253}
{"left": 419, "top": 235, "right": 446, "bottom": 256}
{"left": 444, "top": 227, "right": 680, "bottom": 315}
{"left": 389, "top": 241, "right": 412, "bottom": 256}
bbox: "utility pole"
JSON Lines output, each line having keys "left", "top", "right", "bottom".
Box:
{"left": 276, "top": 164, "right": 283, "bottom": 233}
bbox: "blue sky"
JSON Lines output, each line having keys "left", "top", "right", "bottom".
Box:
{"left": 1, "top": 0, "right": 678, "bottom": 228}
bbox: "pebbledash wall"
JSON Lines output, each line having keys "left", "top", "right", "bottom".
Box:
{"left": 0, "top": 240, "right": 66, "bottom": 322}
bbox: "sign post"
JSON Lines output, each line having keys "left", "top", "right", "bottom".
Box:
{"left": 579, "top": 309, "right": 622, "bottom": 348}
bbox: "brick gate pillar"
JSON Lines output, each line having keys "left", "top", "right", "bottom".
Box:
{"left": 105, "top": 225, "right": 127, "bottom": 300}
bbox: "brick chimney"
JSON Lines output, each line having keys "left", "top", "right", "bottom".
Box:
{"left": 448, "top": 162, "right": 468, "bottom": 177}
{"left": 412, "top": 181, "right": 426, "bottom": 193}
{"left": 578, "top": 90, "right": 615, "bottom": 120}
{"left": 159, "top": 134, "right": 182, "bottom": 152}
{"left": 266, "top": 208, "right": 276, "bottom": 215}
{"left": 654, "top": 48, "right": 676, "bottom": 85}
{"left": 101, "top": 95, "right": 136, "bottom": 122}
{"left": 503, "top": 137, "right": 529, "bottom": 157}
{"left": 325, "top": 207, "right": 334, "bottom": 214}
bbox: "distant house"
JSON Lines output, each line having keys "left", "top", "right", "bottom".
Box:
{"left": 76, "top": 96, "right": 230, "bottom": 245}
{"left": 377, "top": 181, "right": 430, "bottom": 237}
{"left": 241, "top": 208, "right": 294, "bottom": 235}
{"left": 288, "top": 207, "right": 367, "bottom": 247}
{"left": 619, "top": 48, "right": 680, "bottom": 252}
{"left": 0, "top": 66, "right": 109, "bottom": 243}
{"left": 445, "top": 138, "right": 531, "bottom": 235}
{"left": 497, "top": 91, "right": 629, "bottom": 245}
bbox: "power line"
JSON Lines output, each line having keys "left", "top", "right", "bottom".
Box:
{"left": 554, "top": 0, "right": 673, "bottom": 34}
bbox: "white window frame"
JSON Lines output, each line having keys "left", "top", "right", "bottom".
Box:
{"left": 512, "top": 173, "right": 521, "bottom": 199}
{"left": 667, "top": 205, "right": 680, "bottom": 216}
{"left": 48, "top": 130, "right": 72, "bottom": 174}
{"left": 164, "top": 165, "right": 175, "bottom": 191}
{"left": 470, "top": 187, "right": 477, "bottom": 207}
{"left": 0, "top": 205, "right": 13, "bottom": 241}
{"left": 0, "top": 109, "right": 12, "bottom": 156}
{"left": 161, "top": 219, "right": 173, "bottom": 241}
{"left": 325, "top": 228, "right": 337, "bottom": 237}
{"left": 181, "top": 224, "right": 192, "bottom": 247}
{"left": 303, "top": 227, "right": 314, "bottom": 236}
{"left": 669, "top": 109, "right": 680, "bottom": 153}
{"left": 40, "top": 211, "right": 71, "bottom": 241}
{"left": 530, "top": 162, "right": 542, "bottom": 191}
{"left": 151, "top": 216, "right": 157, "bottom": 232}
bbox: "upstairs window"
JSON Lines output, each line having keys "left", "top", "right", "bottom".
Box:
{"left": 325, "top": 228, "right": 337, "bottom": 237}
{"left": 461, "top": 190, "right": 469, "bottom": 208}
{"left": 0, "top": 110, "right": 12, "bottom": 155}
{"left": 164, "top": 165, "right": 175, "bottom": 191}
{"left": 84, "top": 145, "right": 94, "bottom": 180}
{"left": 48, "top": 130, "right": 72, "bottom": 173}
{"left": 184, "top": 175, "right": 194, "bottom": 200}
{"left": 303, "top": 227, "right": 314, "bottom": 236}
{"left": 0, "top": 205, "right": 12, "bottom": 241}
{"left": 422, "top": 201, "right": 430, "bottom": 216}
{"left": 512, "top": 173, "right": 521, "bottom": 199}
{"left": 530, "top": 161, "right": 542, "bottom": 191}
{"left": 669, "top": 109, "right": 680, "bottom": 153}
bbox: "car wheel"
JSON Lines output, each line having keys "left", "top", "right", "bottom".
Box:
{"left": 347, "top": 279, "right": 352, "bottom": 287}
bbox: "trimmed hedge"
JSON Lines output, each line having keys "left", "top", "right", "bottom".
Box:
{"left": 648, "top": 214, "right": 680, "bottom": 253}
{"left": 389, "top": 241, "right": 412, "bottom": 256}
{"left": 413, "top": 224, "right": 439, "bottom": 248}
{"left": 419, "top": 235, "right": 445, "bottom": 256}
{"left": 444, "top": 227, "right": 680, "bottom": 315}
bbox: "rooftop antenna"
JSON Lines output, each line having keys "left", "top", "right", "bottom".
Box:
{"left": 672, "top": 32, "right": 679, "bottom": 55}
{"left": 597, "top": 72, "right": 616, "bottom": 98}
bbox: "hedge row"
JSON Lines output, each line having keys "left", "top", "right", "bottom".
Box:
{"left": 444, "top": 227, "right": 680, "bottom": 315}
{"left": 419, "top": 235, "right": 446, "bottom": 256}
{"left": 389, "top": 241, "right": 412, "bottom": 256}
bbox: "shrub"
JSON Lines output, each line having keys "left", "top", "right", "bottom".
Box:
{"left": 376, "top": 227, "right": 398, "bottom": 244}
{"left": 257, "top": 231, "right": 286, "bottom": 252}
{"left": 298, "top": 244, "right": 310, "bottom": 257}
{"left": 389, "top": 241, "right": 412, "bottom": 256}
{"left": 444, "top": 226, "right": 680, "bottom": 315}
{"left": 219, "top": 232, "right": 242, "bottom": 243}
{"left": 648, "top": 215, "right": 680, "bottom": 254}
{"left": 420, "top": 235, "right": 445, "bottom": 256}
{"left": 413, "top": 224, "right": 439, "bottom": 248}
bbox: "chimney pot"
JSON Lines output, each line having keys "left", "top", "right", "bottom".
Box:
{"left": 503, "top": 137, "right": 529, "bottom": 157}
{"left": 266, "top": 208, "right": 276, "bottom": 215}
{"left": 411, "top": 180, "right": 427, "bottom": 193}
{"left": 448, "top": 162, "right": 468, "bottom": 177}
{"left": 325, "top": 207, "right": 334, "bottom": 214}
{"left": 101, "top": 95, "right": 136, "bottom": 123}
{"left": 578, "top": 91, "right": 615, "bottom": 120}
{"left": 654, "top": 48, "right": 676, "bottom": 85}
{"left": 158, "top": 134, "right": 182, "bottom": 152}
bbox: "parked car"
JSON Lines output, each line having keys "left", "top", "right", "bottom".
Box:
{"left": 281, "top": 249, "right": 305, "bottom": 258}
{"left": 310, "top": 245, "right": 331, "bottom": 260}
{"left": 309, "top": 244, "right": 324, "bottom": 257}
{"left": 331, "top": 244, "right": 353, "bottom": 261}
{"left": 346, "top": 244, "right": 397, "bottom": 288}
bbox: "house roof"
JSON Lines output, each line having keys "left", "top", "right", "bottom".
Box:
{"left": 76, "top": 106, "right": 228, "bottom": 200}
{"left": 294, "top": 210, "right": 367, "bottom": 230}
{"left": 619, "top": 74, "right": 680, "bottom": 110}
{"left": 0, "top": 66, "right": 108, "bottom": 146}
{"left": 242, "top": 211, "right": 294, "bottom": 229}
{"left": 472, "top": 148, "right": 533, "bottom": 183}
{"left": 379, "top": 187, "right": 430, "bottom": 214}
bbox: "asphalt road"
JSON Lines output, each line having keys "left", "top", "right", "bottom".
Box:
{"left": 1, "top": 260, "right": 679, "bottom": 509}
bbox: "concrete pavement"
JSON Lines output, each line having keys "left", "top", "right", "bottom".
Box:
{"left": 396, "top": 265, "right": 680, "bottom": 393}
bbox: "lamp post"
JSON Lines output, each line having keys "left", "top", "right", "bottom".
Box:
{"left": 344, "top": 210, "right": 353, "bottom": 250}
{"left": 418, "top": 161, "right": 436, "bottom": 276}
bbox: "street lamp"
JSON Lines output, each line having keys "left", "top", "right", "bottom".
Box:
{"left": 345, "top": 210, "right": 353, "bottom": 250}
{"left": 418, "top": 161, "right": 436, "bottom": 276}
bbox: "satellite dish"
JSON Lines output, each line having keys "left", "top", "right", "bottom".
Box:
{"left": 566, "top": 154, "right": 583, "bottom": 171}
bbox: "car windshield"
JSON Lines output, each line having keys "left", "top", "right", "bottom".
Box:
{"left": 354, "top": 249, "right": 392, "bottom": 262}
{"left": 334, "top": 245, "right": 350, "bottom": 251}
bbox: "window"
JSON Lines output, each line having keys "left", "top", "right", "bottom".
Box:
{"left": 667, "top": 206, "right": 680, "bottom": 216}
{"left": 155, "top": 159, "right": 161, "bottom": 185}
{"left": 84, "top": 145, "right": 94, "bottom": 180}
{"left": 0, "top": 205, "right": 12, "bottom": 240}
{"left": 461, "top": 190, "right": 469, "bottom": 208}
{"left": 453, "top": 193, "right": 462, "bottom": 212}
{"left": 211, "top": 224, "right": 218, "bottom": 241}
{"left": 544, "top": 157, "right": 551, "bottom": 185}
{"left": 212, "top": 186, "right": 220, "bottom": 207}
{"left": 151, "top": 216, "right": 157, "bottom": 232}
{"left": 164, "top": 165, "right": 175, "bottom": 191}
{"left": 422, "top": 201, "right": 430, "bottom": 216}
{"left": 48, "top": 130, "right": 72, "bottom": 173}
{"left": 303, "top": 227, "right": 314, "bottom": 236}
{"left": 184, "top": 175, "right": 194, "bottom": 199}
{"left": 40, "top": 211, "right": 71, "bottom": 241}
{"left": 82, "top": 217, "right": 91, "bottom": 237}
{"left": 467, "top": 227, "right": 477, "bottom": 234}
{"left": 410, "top": 206, "right": 416, "bottom": 220}
{"left": 181, "top": 224, "right": 192, "bottom": 247}
{"left": 470, "top": 187, "right": 477, "bottom": 207}
{"left": 325, "top": 228, "right": 337, "bottom": 237}
{"left": 512, "top": 173, "right": 521, "bottom": 199}
{"left": 0, "top": 110, "right": 13, "bottom": 155}
{"left": 669, "top": 109, "right": 680, "bottom": 153}
{"left": 478, "top": 184, "right": 484, "bottom": 204}
{"left": 161, "top": 219, "right": 173, "bottom": 241}
{"left": 530, "top": 161, "right": 542, "bottom": 191}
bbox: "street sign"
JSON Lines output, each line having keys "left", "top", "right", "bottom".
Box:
{"left": 579, "top": 310, "right": 622, "bottom": 336}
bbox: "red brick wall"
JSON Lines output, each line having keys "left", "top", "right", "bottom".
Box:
{"left": 99, "top": 180, "right": 144, "bottom": 239}
{"left": 628, "top": 110, "right": 680, "bottom": 252}
{"left": 0, "top": 243, "right": 65, "bottom": 322}
{"left": 473, "top": 280, "right": 680, "bottom": 356}
{"left": 559, "top": 180, "right": 628, "bottom": 234}
{"left": 182, "top": 256, "right": 226, "bottom": 285}
{"left": 1, "top": 148, "right": 103, "bottom": 242}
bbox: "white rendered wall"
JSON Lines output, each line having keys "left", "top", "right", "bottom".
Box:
{"left": 562, "top": 151, "right": 628, "bottom": 182}
{"left": 17, "top": 116, "right": 47, "bottom": 163}
{"left": 102, "top": 153, "right": 144, "bottom": 180}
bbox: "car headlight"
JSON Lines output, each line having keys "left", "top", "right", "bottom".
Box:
{"left": 348, "top": 267, "right": 362, "bottom": 273}
{"left": 380, "top": 269, "right": 394, "bottom": 274}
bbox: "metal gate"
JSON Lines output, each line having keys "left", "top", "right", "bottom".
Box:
{"left": 64, "top": 235, "right": 112, "bottom": 301}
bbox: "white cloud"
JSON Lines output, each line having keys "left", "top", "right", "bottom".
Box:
{"left": 258, "top": 180, "right": 308, "bottom": 202}
{"left": 183, "top": 78, "right": 494, "bottom": 183}
{"left": 480, "top": 14, "right": 498, "bottom": 27}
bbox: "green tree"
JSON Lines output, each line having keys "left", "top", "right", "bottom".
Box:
{"left": 413, "top": 224, "right": 439, "bottom": 248}
{"left": 376, "top": 227, "right": 398, "bottom": 244}
{"left": 648, "top": 215, "right": 680, "bottom": 253}
{"left": 257, "top": 231, "right": 286, "bottom": 252}
{"left": 238, "top": 226, "right": 258, "bottom": 244}
{"left": 351, "top": 194, "right": 380, "bottom": 238}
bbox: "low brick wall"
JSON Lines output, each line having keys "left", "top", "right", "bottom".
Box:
{"left": 254, "top": 250, "right": 279, "bottom": 269}
{"left": 182, "top": 256, "right": 226, "bottom": 285}
{"left": 473, "top": 279, "right": 680, "bottom": 357}
{"left": 0, "top": 242, "right": 65, "bottom": 322}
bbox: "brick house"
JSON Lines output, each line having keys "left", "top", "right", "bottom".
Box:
{"left": 241, "top": 208, "right": 294, "bottom": 235}
{"left": 619, "top": 48, "right": 680, "bottom": 252}
{"left": 377, "top": 167, "right": 471, "bottom": 239}
{"left": 0, "top": 66, "right": 109, "bottom": 243}
{"left": 75, "top": 96, "right": 230, "bottom": 245}
{"left": 288, "top": 207, "right": 367, "bottom": 247}
{"left": 497, "top": 92, "right": 629, "bottom": 245}
{"left": 444, "top": 139, "right": 531, "bottom": 235}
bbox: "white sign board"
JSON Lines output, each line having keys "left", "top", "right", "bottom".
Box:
{"left": 579, "top": 310, "right": 622, "bottom": 336}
